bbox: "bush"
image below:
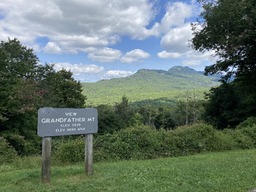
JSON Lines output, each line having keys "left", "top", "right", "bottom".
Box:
{"left": 170, "top": 124, "right": 216, "bottom": 155}
{"left": 235, "top": 125, "right": 256, "bottom": 147}
{"left": 53, "top": 137, "right": 84, "bottom": 164}
{"left": 236, "top": 117, "right": 256, "bottom": 129}
{"left": 94, "top": 125, "right": 163, "bottom": 161}
{"left": 0, "top": 137, "right": 18, "bottom": 164}
{"left": 207, "top": 131, "right": 235, "bottom": 151}
{"left": 53, "top": 123, "right": 256, "bottom": 163}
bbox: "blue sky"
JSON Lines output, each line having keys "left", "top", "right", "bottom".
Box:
{"left": 0, "top": 0, "right": 215, "bottom": 82}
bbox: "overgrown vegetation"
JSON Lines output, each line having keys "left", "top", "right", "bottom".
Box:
{"left": 0, "top": 39, "right": 86, "bottom": 156}
{"left": 53, "top": 121, "right": 256, "bottom": 163}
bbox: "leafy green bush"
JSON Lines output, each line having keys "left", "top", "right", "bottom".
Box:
{"left": 53, "top": 137, "right": 84, "bottom": 164}
{"left": 223, "top": 129, "right": 254, "bottom": 149}
{"left": 235, "top": 125, "right": 256, "bottom": 147}
{"left": 0, "top": 137, "right": 18, "bottom": 164}
{"left": 236, "top": 117, "right": 256, "bottom": 129}
{"left": 206, "top": 131, "right": 235, "bottom": 151}
{"left": 54, "top": 123, "right": 256, "bottom": 163}
{"left": 170, "top": 124, "right": 216, "bottom": 155}
{"left": 94, "top": 125, "right": 163, "bottom": 161}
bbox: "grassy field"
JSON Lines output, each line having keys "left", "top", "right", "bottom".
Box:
{"left": 1, "top": 149, "right": 256, "bottom": 192}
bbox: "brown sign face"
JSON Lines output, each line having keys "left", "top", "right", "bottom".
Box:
{"left": 37, "top": 108, "right": 98, "bottom": 137}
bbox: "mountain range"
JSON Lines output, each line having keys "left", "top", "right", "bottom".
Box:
{"left": 81, "top": 66, "right": 220, "bottom": 106}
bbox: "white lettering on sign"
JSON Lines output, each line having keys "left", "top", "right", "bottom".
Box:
{"left": 56, "top": 128, "right": 65, "bottom": 132}
{"left": 67, "top": 128, "right": 76, "bottom": 131}
{"left": 41, "top": 117, "right": 95, "bottom": 124}
{"left": 87, "top": 117, "right": 95, "bottom": 122}
{"left": 65, "top": 112, "right": 77, "bottom": 116}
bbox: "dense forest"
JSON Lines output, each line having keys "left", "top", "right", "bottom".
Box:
{"left": 1, "top": 0, "right": 256, "bottom": 163}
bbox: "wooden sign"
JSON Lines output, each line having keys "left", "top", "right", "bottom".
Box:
{"left": 37, "top": 108, "right": 98, "bottom": 183}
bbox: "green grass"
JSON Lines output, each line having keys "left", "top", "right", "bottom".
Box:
{"left": 1, "top": 149, "right": 256, "bottom": 191}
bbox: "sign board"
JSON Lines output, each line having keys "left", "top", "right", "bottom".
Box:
{"left": 37, "top": 108, "right": 98, "bottom": 137}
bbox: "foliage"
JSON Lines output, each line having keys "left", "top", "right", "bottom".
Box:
{"left": 94, "top": 125, "right": 164, "bottom": 161}
{"left": 236, "top": 117, "right": 256, "bottom": 129}
{"left": 203, "top": 81, "right": 256, "bottom": 129}
{"left": 193, "top": 0, "right": 256, "bottom": 81}
{"left": 40, "top": 69, "right": 86, "bottom": 108}
{"left": 53, "top": 137, "right": 84, "bottom": 163}
{"left": 0, "top": 137, "right": 18, "bottom": 164}
{"left": 97, "top": 104, "right": 121, "bottom": 134}
{"left": 114, "top": 96, "right": 135, "bottom": 128}
{"left": 192, "top": 0, "right": 256, "bottom": 128}
{"left": 203, "top": 82, "right": 240, "bottom": 129}
{"left": 22, "top": 120, "right": 256, "bottom": 165}
{"left": 82, "top": 66, "right": 219, "bottom": 106}
{"left": 0, "top": 39, "right": 86, "bottom": 156}
{"left": 93, "top": 123, "right": 256, "bottom": 162}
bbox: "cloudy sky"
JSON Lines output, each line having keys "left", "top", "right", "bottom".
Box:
{"left": 0, "top": 0, "right": 215, "bottom": 82}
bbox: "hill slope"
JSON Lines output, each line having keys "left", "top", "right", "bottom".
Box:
{"left": 82, "top": 66, "right": 219, "bottom": 106}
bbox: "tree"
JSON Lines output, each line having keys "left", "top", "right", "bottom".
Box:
{"left": 192, "top": 0, "right": 256, "bottom": 127}
{"left": 203, "top": 82, "right": 241, "bottom": 129}
{"left": 97, "top": 104, "right": 120, "bottom": 134}
{"left": 192, "top": 0, "right": 256, "bottom": 82}
{"left": 40, "top": 68, "right": 86, "bottom": 108}
{"left": 114, "top": 96, "right": 134, "bottom": 128}
{"left": 0, "top": 39, "right": 42, "bottom": 122}
{"left": 0, "top": 39, "right": 86, "bottom": 155}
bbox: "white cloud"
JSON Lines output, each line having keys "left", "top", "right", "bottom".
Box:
{"left": 103, "top": 70, "right": 134, "bottom": 79}
{"left": 44, "top": 42, "right": 61, "bottom": 54}
{"left": 157, "top": 51, "right": 182, "bottom": 59}
{"left": 150, "top": 2, "right": 194, "bottom": 36}
{"left": 52, "top": 62, "right": 134, "bottom": 82}
{"left": 160, "top": 23, "right": 193, "bottom": 54}
{"left": 182, "top": 50, "right": 217, "bottom": 67}
{"left": 53, "top": 63, "right": 104, "bottom": 74}
{"left": 154, "top": 1, "right": 209, "bottom": 66}
{"left": 87, "top": 47, "right": 121, "bottom": 62}
{"left": 121, "top": 49, "right": 150, "bottom": 63}
{"left": 0, "top": 0, "right": 156, "bottom": 51}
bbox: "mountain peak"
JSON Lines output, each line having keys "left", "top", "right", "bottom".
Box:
{"left": 168, "top": 66, "right": 198, "bottom": 74}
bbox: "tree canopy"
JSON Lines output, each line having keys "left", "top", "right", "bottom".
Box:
{"left": 192, "top": 0, "right": 256, "bottom": 82}
{"left": 0, "top": 39, "right": 86, "bottom": 155}
{"left": 192, "top": 0, "right": 256, "bottom": 128}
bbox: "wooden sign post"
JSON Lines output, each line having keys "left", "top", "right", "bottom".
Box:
{"left": 38, "top": 108, "right": 98, "bottom": 183}
{"left": 41, "top": 137, "right": 51, "bottom": 183}
{"left": 85, "top": 134, "right": 93, "bottom": 175}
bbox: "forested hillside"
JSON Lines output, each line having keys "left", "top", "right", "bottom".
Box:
{"left": 82, "top": 66, "right": 220, "bottom": 106}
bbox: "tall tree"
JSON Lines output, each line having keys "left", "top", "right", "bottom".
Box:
{"left": 0, "top": 39, "right": 86, "bottom": 155}
{"left": 192, "top": 0, "right": 256, "bottom": 127}
{"left": 192, "top": 0, "right": 256, "bottom": 82}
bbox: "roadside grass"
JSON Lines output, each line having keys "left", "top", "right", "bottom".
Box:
{"left": 1, "top": 149, "right": 256, "bottom": 192}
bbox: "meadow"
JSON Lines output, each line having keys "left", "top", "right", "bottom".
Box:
{"left": 1, "top": 149, "right": 256, "bottom": 192}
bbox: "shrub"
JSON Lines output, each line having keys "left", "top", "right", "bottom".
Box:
{"left": 171, "top": 124, "right": 216, "bottom": 155}
{"left": 94, "top": 125, "right": 163, "bottom": 161}
{"left": 207, "top": 131, "right": 235, "bottom": 151}
{"left": 236, "top": 117, "right": 256, "bottom": 129}
{"left": 53, "top": 137, "right": 84, "bottom": 164}
{"left": 223, "top": 129, "right": 254, "bottom": 149}
{"left": 235, "top": 125, "right": 256, "bottom": 147}
{"left": 0, "top": 137, "right": 18, "bottom": 164}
